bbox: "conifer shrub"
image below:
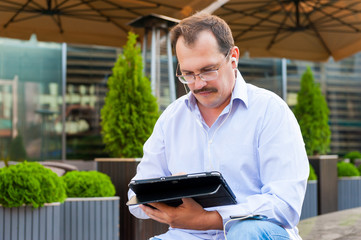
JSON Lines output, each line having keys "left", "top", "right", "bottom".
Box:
{"left": 293, "top": 67, "right": 331, "bottom": 156}
{"left": 62, "top": 171, "right": 115, "bottom": 197}
{"left": 337, "top": 161, "right": 360, "bottom": 177}
{"left": 308, "top": 164, "right": 317, "bottom": 180}
{"left": 344, "top": 151, "right": 361, "bottom": 164}
{"left": 0, "top": 161, "right": 66, "bottom": 208}
{"left": 101, "top": 32, "right": 159, "bottom": 158}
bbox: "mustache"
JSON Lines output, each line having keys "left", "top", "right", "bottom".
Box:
{"left": 193, "top": 87, "right": 218, "bottom": 94}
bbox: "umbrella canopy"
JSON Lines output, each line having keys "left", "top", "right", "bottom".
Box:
{"left": 214, "top": 0, "right": 361, "bottom": 61}
{"left": 0, "top": 0, "right": 215, "bottom": 47}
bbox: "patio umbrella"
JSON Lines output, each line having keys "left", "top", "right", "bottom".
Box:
{"left": 213, "top": 0, "right": 361, "bottom": 61}
{"left": 0, "top": 0, "right": 215, "bottom": 47}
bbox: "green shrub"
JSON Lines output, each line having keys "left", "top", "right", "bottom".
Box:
{"left": 0, "top": 161, "right": 66, "bottom": 208}
{"left": 308, "top": 164, "right": 317, "bottom": 180}
{"left": 344, "top": 151, "right": 361, "bottom": 164}
{"left": 62, "top": 171, "right": 115, "bottom": 197}
{"left": 337, "top": 161, "right": 360, "bottom": 177}
{"left": 293, "top": 67, "right": 331, "bottom": 155}
{"left": 101, "top": 32, "right": 159, "bottom": 158}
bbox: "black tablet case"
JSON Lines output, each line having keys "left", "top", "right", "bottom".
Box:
{"left": 127, "top": 171, "right": 236, "bottom": 208}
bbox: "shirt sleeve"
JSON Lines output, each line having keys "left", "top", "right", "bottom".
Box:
{"left": 216, "top": 97, "right": 309, "bottom": 230}
{"left": 128, "top": 114, "right": 171, "bottom": 219}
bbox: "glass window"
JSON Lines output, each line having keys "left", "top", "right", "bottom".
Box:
{"left": 0, "top": 37, "right": 62, "bottom": 161}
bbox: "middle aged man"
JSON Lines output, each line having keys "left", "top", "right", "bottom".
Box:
{"left": 128, "top": 12, "right": 309, "bottom": 240}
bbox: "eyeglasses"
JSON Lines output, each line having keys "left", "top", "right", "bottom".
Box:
{"left": 176, "top": 50, "right": 231, "bottom": 84}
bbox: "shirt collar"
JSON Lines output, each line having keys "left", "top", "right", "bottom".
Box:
{"left": 232, "top": 70, "right": 249, "bottom": 108}
{"left": 184, "top": 69, "right": 249, "bottom": 110}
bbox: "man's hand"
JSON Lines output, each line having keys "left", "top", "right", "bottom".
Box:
{"left": 139, "top": 198, "right": 223, "bottom": 230}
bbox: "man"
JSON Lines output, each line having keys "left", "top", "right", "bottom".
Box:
{"left": 128, "top": 12, "right": 309, "bottom": 240}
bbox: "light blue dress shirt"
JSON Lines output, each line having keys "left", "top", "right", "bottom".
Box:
{"left": 128, "top": 70, "right": 309, "bottom": 240}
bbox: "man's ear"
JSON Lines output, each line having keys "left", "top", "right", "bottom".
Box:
{"left": 230, "top": 47, "right": 239, "bottom": 68}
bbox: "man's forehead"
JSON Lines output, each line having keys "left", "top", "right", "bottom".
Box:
{"left": 177, "top": 31, "right": 217, "bottom": 47}
{"left": 175, "top": 32, "right": 221, "bottom": 58}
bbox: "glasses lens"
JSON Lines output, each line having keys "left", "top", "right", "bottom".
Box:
{"left": 200, "top": 71, "right": 218, "bottom": 81}
{"left": 178, "top": 75, "right": 194, "bottom": 84}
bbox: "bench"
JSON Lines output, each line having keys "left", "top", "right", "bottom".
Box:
{"left": 298, "top": 207, "right": 361, "bottom": 239}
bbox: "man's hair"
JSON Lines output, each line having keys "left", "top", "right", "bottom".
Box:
{"left": 170, "top": 12, "right": 234, "bottom": 56}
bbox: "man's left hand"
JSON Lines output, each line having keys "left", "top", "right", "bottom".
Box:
{"left": 139, "top": 198, "right": 223, "bottom": 230}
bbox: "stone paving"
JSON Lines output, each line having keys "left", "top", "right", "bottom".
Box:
{"left": 298, "top": 207, "right": 361, "bottom": 240}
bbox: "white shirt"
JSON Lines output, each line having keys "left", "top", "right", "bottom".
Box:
{"left": 128, "top": 70, "right": 309, "bottom": 240}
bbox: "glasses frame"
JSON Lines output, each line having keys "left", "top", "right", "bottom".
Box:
{"left": 176, "top": 50, "right": 231, "bottom": 84}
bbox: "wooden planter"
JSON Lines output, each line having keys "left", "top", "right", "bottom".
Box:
{"left": 300, "top": 180, "right": 318, "bottom": 220}
{"left": 309, "top": 155, "right": 338, "bottom": 215}
{"left": 338, "top": 177, "right": 361, "bottom": 211}
{"left": 96, "top": 158, "right": 168, "bottom": 240}
{"left": 60, "top": 197, "right": 119, "bottom": 240}
{"left": 0, "top": 202, "right": 61, "bottom": 240}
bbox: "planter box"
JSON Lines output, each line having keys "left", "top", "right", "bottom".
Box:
{"left": 309, "top": 155, "right": 338, "bottom": 215}
{"left": 96, "top": 158, "right": 168, "bottom": 240}
{"left": 0, "top": 202, "right": 60, "bottom": 240}
{"left": 300, "top": 180, "right": 318, "bottom": 220}
{"left": 338, "top": 177, "right": 361, "bottom": 211}
{"left": 60, "top": 197, "right": 119, "bottom": 240}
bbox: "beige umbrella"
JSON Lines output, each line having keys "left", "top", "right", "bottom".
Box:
{"left": 0, "top": 0, "right": 214, "bottom": 47}
{"left": 214, "top": 0, "right": 361, "bottom": 62}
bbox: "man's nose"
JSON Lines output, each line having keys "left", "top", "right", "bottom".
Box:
{"left": 194, "top": 75, "right": 206, "bottom": 89}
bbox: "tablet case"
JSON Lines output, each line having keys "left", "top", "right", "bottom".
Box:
{"left": 127, "top": 171, "right": 236, "bottom": 208}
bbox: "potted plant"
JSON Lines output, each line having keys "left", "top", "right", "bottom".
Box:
{"left": 293, "top": 66, "right": 337, "bottom": 215}
{"left": 100, "top": 31, "right": 159, "bottom": 159}
{"left": 293, "top": 66, "right": 331, "bottom": 156}
{"left": 60, "top": 170, "right": 119, "bottom": 240}
{"left": 344, "top": 151, "right": 361, "bottom": 166}
{"left": 96, "top": 32, "right": 163, "bottom": 240}
{"left": 337, "top": 161, "right": 361, "bottom": 211}
{"left": 0, "top": 161, "right": 66, "bottom": 240}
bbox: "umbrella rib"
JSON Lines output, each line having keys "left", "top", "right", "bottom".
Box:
{"left": 303, "top": 15, "right": 332, "bottom": 56}
{"left": 51, "top": 10, "right": 64, "bottom": 33}
{"left": 27, "top": 0, "right": 46, "bottom": 10}
{"left": 81, "top": 0, "right": 129, "bottom": 33}
{"left": 221, "top": 2, "right": 296, "bottom": 31}
{"left": 55, "top": 0, "right": 84, "bottom": 11}
{"left": 266, "top": 0, "right": 291, "bottom": 50}
{"left": 3, "top": 0, "right": 32, "bottom": 28}
{"left": 231, "top": 4, "right": 281, "bottom": 40}
{"left": 309, "top": 1, "right": 360, "bottom": 25}
{"left": 56, "top": 0, "right": 115, "bottom": 12}
{"left": 6, "top": 12, "right": 44, "bottom": 24}
{"left": 1, "top": 0, "right": 42, "bottom": 10}
{"left": 56, "top": 0, "right": 72, "bottom": 9}
{"left": 307, "top": 2, "right": 361, "bottom": 32}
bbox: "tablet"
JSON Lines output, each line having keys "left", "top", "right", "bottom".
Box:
{"left": 127, "top": 171, "right": 236, "bottom": 208}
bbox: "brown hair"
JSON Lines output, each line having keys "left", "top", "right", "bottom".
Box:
{"left": 170, "top": 12, "right": 234, "bottom": 56}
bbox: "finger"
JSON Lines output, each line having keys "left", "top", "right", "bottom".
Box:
{"left": 140, "top": 204, "right": 159, "bottom": 218}
{"left": 150, "top": 202, "right": 173, "bottom": 211}
{"left": 172, "top": 172, "right": 187, "bottom": 176}
{"left": 181, "top": 197, "right": 199, "bottom": 206}
{"left": 181, "top": 198, "right": 195, "bottom": 204}
{"left": 140, "top": 204, "right": 169, "bottom": 224}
